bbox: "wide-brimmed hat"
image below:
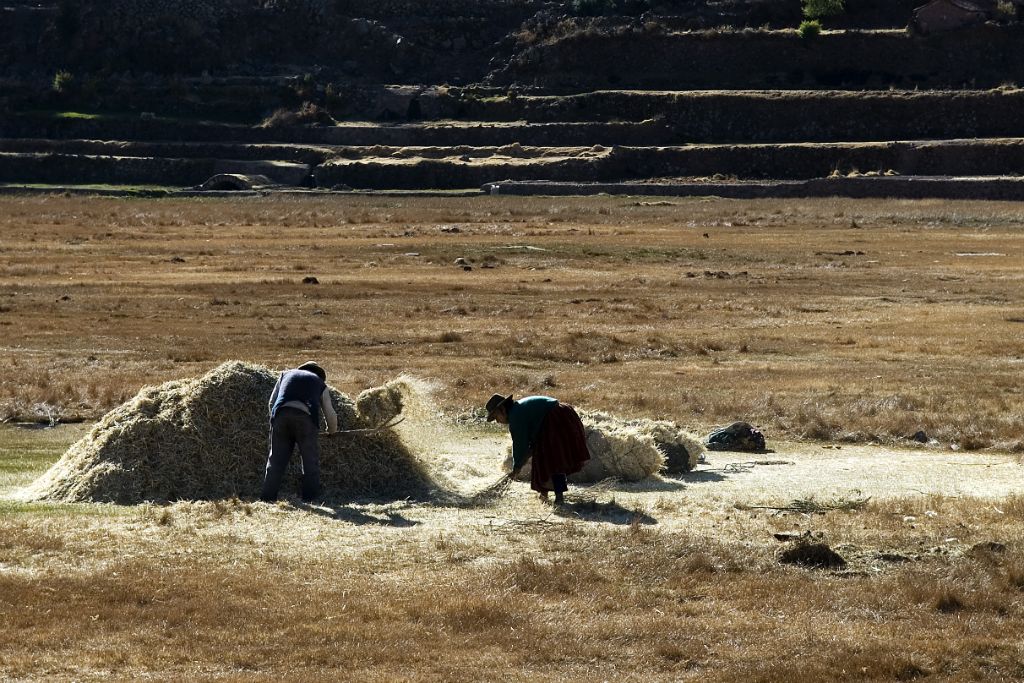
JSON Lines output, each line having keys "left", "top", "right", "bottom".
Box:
{"left": 297, "top": 361, "right": 326, "bottom": 380}
{"left": 485, "top": 393, "right": 513, "bottom": 421}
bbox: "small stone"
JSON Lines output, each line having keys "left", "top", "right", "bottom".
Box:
{"left": 302, "top": 276, "right": 320, "bottom": 285}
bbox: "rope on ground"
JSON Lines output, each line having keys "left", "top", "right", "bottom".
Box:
{"left": 487, "top": 515, "right": 560, "bottom": 533}
{"left": 701, "top": 459, "right": 795, "bottom": 474}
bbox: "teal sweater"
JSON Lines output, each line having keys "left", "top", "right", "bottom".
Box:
{"left": 508, "top": 396, "right": 558, "bottom": 469}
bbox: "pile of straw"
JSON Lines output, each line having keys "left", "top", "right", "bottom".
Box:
{"left": 636, "top": 419, "right": 704, "bottom": 473}
{"left": 22, "top": 362, "right": 440, "bottom": 504}
{"left": 505, "top": 410, "right": 704, "bottom": 483}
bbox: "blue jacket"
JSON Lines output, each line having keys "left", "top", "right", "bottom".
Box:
{"left": 508, "top": 396, "right": 558, "bottom": 469}
{"left": 269, "top": 369, "right": 327, "bottom": 425}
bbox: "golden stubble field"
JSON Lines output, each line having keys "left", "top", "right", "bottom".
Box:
{"left": 1, "top": 194, "right": 1023, "bottom": 681}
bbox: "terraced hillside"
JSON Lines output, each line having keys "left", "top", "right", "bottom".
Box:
{"left": 1, "top": 0, "right": 1023, "bottom": 196}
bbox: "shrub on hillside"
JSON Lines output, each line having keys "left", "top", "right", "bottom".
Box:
{"left": 995, "top": 0, "right": 1018, "bottom": 21}
{"left": 52, "top": 70, "right": 75, "bottom": 93}
{"left": 260, "top": 101, "right": 334, "bottom": 128}
{"left": 797, "top": 19, "right": 822, "bottom": 39}
{"left": 802, "top": 0, "right": 844, "bottom": 20}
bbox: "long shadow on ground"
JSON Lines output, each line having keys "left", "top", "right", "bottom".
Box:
{"left": 298, "top": 501, "right": 420, "bottom": 527}
{"left": 554, "top": 497, "right": 658, "bottom": 525}
{"left": 670, "top": 469, "right": 727, "bottom": 484}
{"left": 603, "top": 477, "right": 687, "bottom": 492}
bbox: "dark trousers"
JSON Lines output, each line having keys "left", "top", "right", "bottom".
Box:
{"left": 552, "top": 473, "right": 568, "bottom": 494}
{"left": 261, "top": 408, "right": 321, "bottom": 502}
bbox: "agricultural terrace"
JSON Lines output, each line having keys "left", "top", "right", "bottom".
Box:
{"left": 1, "top": 194, "right": 1023, "bottom": 681}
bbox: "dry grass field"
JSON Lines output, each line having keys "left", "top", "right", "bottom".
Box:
{"left": 1, "top": 194, "right": 1023, "bottom": 681}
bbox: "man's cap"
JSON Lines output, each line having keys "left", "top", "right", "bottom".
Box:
{"left": 485, "top": 393, "right": 513, "bottom": 421}
{"left": 297, "top": 361, "right": 326, "bottom": 380}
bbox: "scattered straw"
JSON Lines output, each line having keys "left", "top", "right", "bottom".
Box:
{"left": 355, "top": 379, "right": 405, "bottom": 428}
{"left": 717, "top": 459, "right": 795, "bottom": 474}
{"left": 737, "top": 494, "right": 871, "bottom": 514}
{"left": 465, "top": 474, "right": 514, "bottom": 507}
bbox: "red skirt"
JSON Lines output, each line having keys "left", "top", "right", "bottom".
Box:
{"left": 530, "top": 403, "right": 591, "bottom": 494}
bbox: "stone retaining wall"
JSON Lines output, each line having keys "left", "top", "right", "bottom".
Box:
{"left": 7, "top": 86, "right": 1024, "bottom": 146}
{"left": 0, "top": 153, "right": 310, "bottom": 186}
{"left": 486, "top": 176, "right": 1024, "bottom": 200}
{"left": 313, "top": 139, "right": 1024, "bottom": 189}
{"left": 0, "top": 138, "right": 333, "bottom": 165}
{"left": 491, "top": 25, "right": 1024, "bottom": 90}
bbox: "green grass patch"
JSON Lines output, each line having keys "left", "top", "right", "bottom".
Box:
{"left": 54, "top": 110, "right": 102, "bottom": 120}
{"left": 0, "top": 424, "right": 86, "bottom": 493}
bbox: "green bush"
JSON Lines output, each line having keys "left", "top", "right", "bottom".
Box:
{"left": 52, "top": 70, "right": 74, "bottom": 93}
{"left": 995, "top": 0, "right": 1017, "bottom": 20}
{"left": 797, "top": 20, "right": 822, "bottom": 39}
{"left": 802, "top": 0, "right": 844, "bottom": 19}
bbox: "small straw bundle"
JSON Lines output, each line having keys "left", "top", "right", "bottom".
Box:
{"left": 617, "top": 417, "right": 703, "bottom": 473}
{"left": 22, "top": 362, "right": 441, "bottom": 504}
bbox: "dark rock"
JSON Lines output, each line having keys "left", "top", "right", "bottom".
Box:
{"left": 705, "top": 421, "right": 766, "bottom": 452}
{"left": 911, "top": 430, "right": 929, "bottom": 443}
{"left": 302, "top": 276, "right": 320, "bottom": 285}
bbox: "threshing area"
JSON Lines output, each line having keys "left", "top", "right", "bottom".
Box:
{"left": 1, "top": 194, "right": 1023, "bottom": 681}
